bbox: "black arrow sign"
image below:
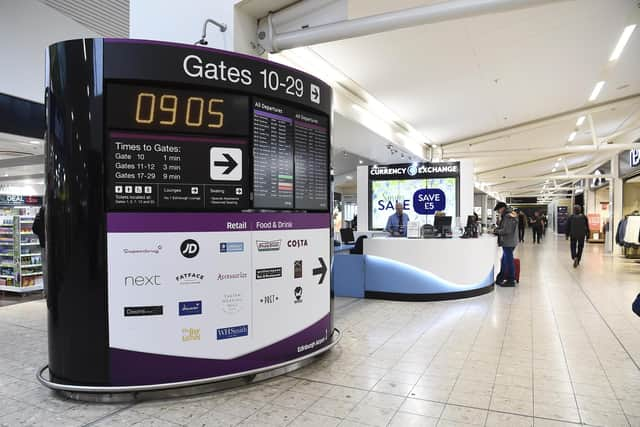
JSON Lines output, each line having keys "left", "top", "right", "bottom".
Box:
{"left": 312, "top": 257, "right": 327, "bottom": 284}
{"left": 214, "top": 153, "right": 238, "bottom": 175}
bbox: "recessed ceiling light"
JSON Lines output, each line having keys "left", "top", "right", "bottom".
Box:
{"left": 3, "top": 173, "right": 8, "bottom": 177}
{"left": 576, "top": 116, "right": 586, "bottom": 126}
{"left": 431, "top": 144, "right": 438, "bottom": 148}
{"left": 609, "top": 24, "right": 636, "bottom": 62}
{"left": 359, "top": 160, "right": 363, "bottom": 164}
{"left": 557, "top": 157, "right": 563, "bottom": 161}
{"left": 568, "top": 131, "right": 577, "bottom": 142}
{"left": 552, "top": 168, "right": 557, "bottom": 173}
{"left": 589, "top": 81, "right": 606, "bottom": 102}
{"left": 346, "top": 175, "right": 353, "bottom": 180}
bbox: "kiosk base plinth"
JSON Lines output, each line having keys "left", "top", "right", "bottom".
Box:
{"left": 37, "top": 328, "right": 341, "bottom": 403}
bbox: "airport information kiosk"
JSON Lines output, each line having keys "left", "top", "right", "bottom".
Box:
{"left": 42, "top": 39, "right": 336, "bottom": 391}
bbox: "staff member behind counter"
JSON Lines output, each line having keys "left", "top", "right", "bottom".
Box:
{"left": 385, "top": 202, "right": 410, "bottom": 237}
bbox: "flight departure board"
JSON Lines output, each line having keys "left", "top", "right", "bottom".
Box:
{"left": 294, "top": 111, "right": 329, "bottom": 210}
{"left": 252, "top": 99, "right": 294, "bottom": 209}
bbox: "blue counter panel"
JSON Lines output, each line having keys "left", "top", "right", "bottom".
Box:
{"left": 332, "top": 254, "right": 365, "bottom": 298}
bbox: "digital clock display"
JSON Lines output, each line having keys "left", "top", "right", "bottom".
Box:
{"left": 106, "top": 83, "right": 249, "bottom": 136}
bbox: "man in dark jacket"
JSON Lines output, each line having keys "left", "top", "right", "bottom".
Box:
{"left": 516, "top": 209, "right": 526, "bottom": 242}
{"left": 565, "top": 205, "right": 589, "bottom": 268}
{"left": 530, "top": 211, "right": 543, "bottom": 244}
{"left": 494, "top": 202, "right": 519, "bottom": 287}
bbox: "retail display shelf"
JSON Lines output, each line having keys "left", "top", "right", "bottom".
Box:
{"left": 22, "top": 273, "right": 43, "bottom": 277}
{"left": 21, "top": 253, "right": 42, "bottom": 257}
{"left": 0, "top": 284, "right": 43, "bottom": 293}
{"left": 22, "top": 264, "right": 42, "bottom": 268}
{"left": 0, "top": 275, "right": 14, "bottom": 279}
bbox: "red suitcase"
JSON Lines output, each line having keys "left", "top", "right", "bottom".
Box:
{"left": 514, "top": 258, "right": 520, "bottom": 283}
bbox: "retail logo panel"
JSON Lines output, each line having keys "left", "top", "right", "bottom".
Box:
{"left": 103, "top": 39, "right": 332, "bottom": 385}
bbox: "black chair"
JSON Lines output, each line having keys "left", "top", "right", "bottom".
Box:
{"left": 350, "top": 235, "right": 368, "bottom": 255}
{"left": 421, "top": 224, "right": 434, "bottom": 237}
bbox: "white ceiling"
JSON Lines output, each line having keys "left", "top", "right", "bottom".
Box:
{"left": 309, "top": 0, "right": 640, "bottom": 196}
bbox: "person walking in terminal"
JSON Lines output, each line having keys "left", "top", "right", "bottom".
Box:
{"left": 385, "top": 202, "right": 410, "bottom": 237}
{"left": 516, "top": 208, "right": 526, "bottom": 242}
{"left": 565, "top": 205, "right": 590, "bottom": 268}
{"left": 530, "top": 211, "right": 543, "bottom": 244}
{"left": 494, "top": 202, "right": 519, "bottom": 287}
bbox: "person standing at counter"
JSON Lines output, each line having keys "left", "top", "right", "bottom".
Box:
{"left": 385, "top": 202, "right": 410, "bottom": 237}
{"left": 494, "top": 202, "right": 518, "bottom": 287}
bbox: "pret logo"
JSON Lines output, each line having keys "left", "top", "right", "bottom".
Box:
{"left": 287, "top": 239, "right": 308, "bottom": 248}
{"left": 294, "top": 286, "right": 303, "bottom": 303}
{"left": 221, "top": 292, "right": 243, "bottom": 314}
{"left": 124, "top": 305, "right": 163, "bottom": 316}
{"left": 256, "top": 267, "right": 283, "bottom": 280}
{"left": 216, "top": 324, "right": 249, "bottom": 340}
{"left": 175, "top": 272, "right": 204, "bottom": 285}
{"left": 260, "top": 294, "right": 279, "bottom": 304}
{"left": 294, "top": 260, "right": 303, "bottom": 279}
{"left": 182, "top": 328, "right": 201, "bottom": 342}
{"left": 180, "top": 239, "right": 199, "bottom": 258}
{"left": 256, "top": 239, "right": 282, "bottom": 252}
{"left": 220, "top": 242, "right": 244, "bottom": 253}
{"left": 217, "top": 272, "right": 248, "bottom": 281}
{"left": 122, "top": 245, "right": 162, "bottom": 255}
{"left": 179, "top": 300, "right": 202, "bottom": 316}
{"left": 124, "top": 275, "right": 161, "bottom": 287}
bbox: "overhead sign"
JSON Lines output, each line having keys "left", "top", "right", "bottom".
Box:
{"left": 0, "top": 194, "right": 42, "bottom": 206}
{"left": 369, "top": 162, "right": 459, "bottom": 180}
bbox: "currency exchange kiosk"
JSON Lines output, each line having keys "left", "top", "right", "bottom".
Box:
{"left": 40, "top": 39, "right": 336, "bottom": 393}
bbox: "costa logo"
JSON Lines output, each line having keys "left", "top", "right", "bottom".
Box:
{"left": 287, "top": 239, "right": 308, "bottom": 248}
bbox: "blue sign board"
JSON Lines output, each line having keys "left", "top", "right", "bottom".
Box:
{"left": 413, "top": 189, "right": 446, "bottom": 215}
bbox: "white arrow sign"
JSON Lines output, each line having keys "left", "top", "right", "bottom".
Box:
{"left": 210, "top": 148, "right": 242, "bottom": 181}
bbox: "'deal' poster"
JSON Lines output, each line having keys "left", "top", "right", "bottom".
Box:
{"left": 106, "top": 212, "right": 330, "bottom": 386}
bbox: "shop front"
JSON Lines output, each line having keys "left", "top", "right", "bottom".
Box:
{"left": 617, "top": 147, "right": 640, "bottom": 257}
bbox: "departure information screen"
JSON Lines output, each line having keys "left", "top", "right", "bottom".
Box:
{"left": 105, "top": 84, "right": 329, "bottom": 212}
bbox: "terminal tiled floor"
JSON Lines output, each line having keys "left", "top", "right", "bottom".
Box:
{"left": 0, "top": 235, "right": 639, "bottom": 426}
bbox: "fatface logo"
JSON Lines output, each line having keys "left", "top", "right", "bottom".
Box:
{"left": 294, "top": 286, "right": 303, "bottom": 303}
{"left": 260, "top": 294, "right": 279, "bottom": 304}
{"left": 294, "top": 260, "right": 303, "bottom": 279}
{"left": 256, "top": 267, "right": 283, "bottom": 280}
{"left": 180, "top": 239, "right": 199, "bottom": 258}
{"left": 216, "top": 324, "right": 249, "bottom": 340}
{"left": 179, "top": 300, "right": 202, "bottom": 316}
{"left": 182, "top": 328, "right": 200, "bottom": 342}
{"left": 256, "top": 240, "right": 282, "bottom": 252}
{"left": 287, "top": 239, "right": 308, "bottom": 248}
{"left": 122, "top": 245, "right": 162, "bottom": 255}
{"left": 217, "top": 272, "right": 248, "bottom": 281}
{"left": 413, "top": 189, "right": 446, "bottom": 215}
{"left": 124, "top": 275, "right": 161, "bottom": 287}
{"left": 221, "top": 292, "right": 243, "bottom": 313}
{"left": 220, "top": 242, "right": 244, "bottom": 253}
{"left": 175, "top": 272, "right": 204, "bottom": 285}
{"left": 124, "top": 305, "right": 163, "bottom": 316}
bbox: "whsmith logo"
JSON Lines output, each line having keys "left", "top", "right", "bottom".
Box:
{"left": 216, "top": 324, "right": 249, "bottom": 340}
{"left": 256, "top": 267, "right": 282, "bottom": 280}
{"left": 370, "top": 163, "right": 458, "bottom": 177}
{"left": 175, "top": 273, "right": 204, "bottom": 285}
{"left": 178, "top": 300, "right": 202, "bottom": 316}
{"left": 256, "top": 240, "right": 281, "bottom": 252}
{"left": 220, "top": 242, "right": 244, "bottom": 253}
{"left": 217, "top": 272, "right": 248, "bottom": 281}
{"left": 125, "top": 275, "right": 160, "bottom": 287}
{"left": 122, "top": 245, "right": 162, "bottom": 255}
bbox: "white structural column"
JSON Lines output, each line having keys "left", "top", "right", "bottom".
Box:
{"left": 612, "top": 153, "right": 624, "bottom": 255}
{"left": 129, "top": 0, "right": 235, "bottom": 49}
{"left": 356, "top": 165, "right": 370, "bottom": 232}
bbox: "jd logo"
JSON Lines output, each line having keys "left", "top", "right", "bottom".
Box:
{"left": 180, "top": 239, "right": 199, "bottom": 258}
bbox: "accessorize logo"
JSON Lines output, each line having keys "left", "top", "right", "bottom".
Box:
{"left": 124, "top": 305, "right": 163, "bottom": 316}
{"left": 260, "top": 294, "right": 279, "bottom": 304}
{"left": 179, "top": 300, "right": 202, "bottom": 316}
{"left": 124, "top": 275, "right": 161, "bottom": 287}
{"left": 175, "top": 272, "right": 204, "bottom": 285}
{"left": 122, "top": 245, "right": 162, "bottom": 255}
{"left": 217, "top": 272, "right": 248, "bottom": 281}
{"left": 182, "top": 328, "right": 201, "bottom": 342}
{"left": 256, "top": 267, "right": 282, "bottom": 280}
{"left": 256, "top": 239, "right": 282, "bottom": 252}
{"left": 220, "top": 242, "right": 244, "bottom": 253}
{"left": 216, "top": 324, "right": 249, "bottom": 340}
{"left": 180, "top": 239, "right": 199, "bottom": 258}
{"left": 287, "top": 239, "right": 308, "bottom": 248}
{"left": 221, "top": 292, "right": 243, "bottom": 313}
{"left": 294, "top": 260, "right": 303, "bottom": 279}
{"left": 294, "top": 286, "right": 303, "bottom": 303}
